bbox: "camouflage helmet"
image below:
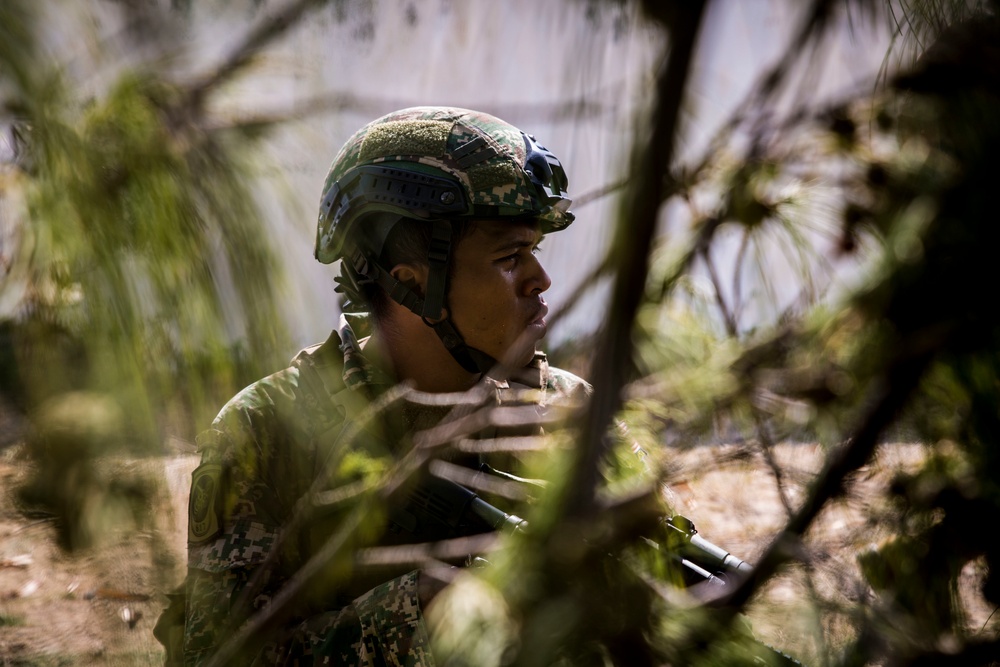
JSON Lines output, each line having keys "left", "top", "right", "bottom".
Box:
{"left": 315, "top": 106, "right": 574, "bottom": 374}
{"left": 315, "top": 106, "right": 574, "bottom": 264}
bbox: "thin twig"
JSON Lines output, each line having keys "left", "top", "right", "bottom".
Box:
{"left": 355, "top": 533, "right": 500, "bottom": 569}
{"left": 546, "top": 254, "right": 611, "bottom": 330}
{"left": 711, "top": 343, "right": 938, "bottom": 617}
{"left": 184, "top": 0, "right": 330, "bottom": 113}
{"left": 701, "top": 245, "right": 738, "bottom": 338}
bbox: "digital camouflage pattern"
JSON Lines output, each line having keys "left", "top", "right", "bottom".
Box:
{"left": 315, "top": 107, "right": 574, "bottom": 264}
{"left": 277, "top": 572, "right": 433, "bottom": 666}
{"left": 177, "top": 313, "right": 591, "bottom": 666}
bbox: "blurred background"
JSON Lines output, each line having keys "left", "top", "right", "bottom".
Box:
{"left": 1, "top": 0, "right": 893, "bottom": 358}
{"left": 3, "top": 0, "right": 1000, "bottom": 665}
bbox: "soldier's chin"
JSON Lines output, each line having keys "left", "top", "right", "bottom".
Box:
{"left": 501, "top": 328, "right": 544, "bottom": 368}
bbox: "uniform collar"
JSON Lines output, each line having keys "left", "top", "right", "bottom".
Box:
{"left": 338, "top": 312, "right": 395, "bottom": 392}
{"left": 337, "top": 312, "right": 550, "bottom": 395}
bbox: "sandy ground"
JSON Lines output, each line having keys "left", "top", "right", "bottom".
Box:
{"left": 0, "top": 440, "right": 993, "bottom": 665}
{"left": 0, "top": 448, "right": 198, "bottom": 666}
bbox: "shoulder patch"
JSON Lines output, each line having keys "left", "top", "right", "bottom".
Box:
{"left": 188, "top": 463, "right": 222, "bottom": 543}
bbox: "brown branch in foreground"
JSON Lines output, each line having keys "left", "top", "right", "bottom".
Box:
{"left": 573, "top": 179, "right": 628, "bottom": 209}
{"left": 355, "top": 533, "right": 500, "bottom": 570}
{"left": 701, "top": 244, "right": 739, "bottom": 337}
{"left": 206, "top": 92, "right": 618, "bottom": 134}
{"left": 428, "top": 459, "right": 532, "bottom": 503}
{"left": 412, "top": 404, "right": 576, "bottom": 451}
{"left": 561, "top": 1, "right": 709, "bottom": 519}
{"left": 455, "top": 435, "right": 560, "bottom": 454}
{"left": 184, "top": 0, "right": 329, "bottom": 113}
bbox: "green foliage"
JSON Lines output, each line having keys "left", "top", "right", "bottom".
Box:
{"left": 5, "top": 0, "right": 1000, "bottom": 664}
{"left": 504, "top": 3, "right": 1000, "bottom": 666}
{"left": 0, "top": 612, "right": 26, "bottom": 627}
{"left": 0, "top": 0, "right": 288, "bottom": 549}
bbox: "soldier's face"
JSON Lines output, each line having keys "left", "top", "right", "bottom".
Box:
{"left": 447, "top": 220, "right": 552, "bottom": 368}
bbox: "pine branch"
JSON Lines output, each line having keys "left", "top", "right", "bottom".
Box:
{"left": 561, "top": 1, "right": 710, "bottom": 520}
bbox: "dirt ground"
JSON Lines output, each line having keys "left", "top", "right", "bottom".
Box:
{"left": 0, "top": 440, "right": 994, "bottom": 665}
{"left": 0, "top": 447, "right": 195, "bottom": 666}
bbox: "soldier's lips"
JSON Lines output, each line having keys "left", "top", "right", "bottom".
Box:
{"left": 526, "top": 303, "right": 549, "bottom": 335}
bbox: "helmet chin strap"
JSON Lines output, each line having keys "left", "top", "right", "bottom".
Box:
{"left": 414, "top": 220, "right": 497, "bottom": 373}
{"left": 346, "top": 221, "right": 498, "bottom": 375}
{"left": 419, "top": 220, "right": 498, "bottom": 375}
{"left": 423, "top": 317, "right": 497, "bottom": 375}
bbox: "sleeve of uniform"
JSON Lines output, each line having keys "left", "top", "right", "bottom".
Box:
{"left": 180, "top": 339, "right": 435, "bottom": 665}
{"left": 183, "top": 410, "right": 300, "bottom": 665}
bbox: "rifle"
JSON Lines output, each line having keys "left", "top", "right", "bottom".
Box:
{"left": 386, "top": 472, "right": 528, "bottom": 544}
{"left": 652, "top": 513, "right": 753, "bottom": 587}
{"left": 387, "top": 472, "right": 804, "bottom": 666}
{"left": 388, "top": 471, "right": 746, "bottom": 586}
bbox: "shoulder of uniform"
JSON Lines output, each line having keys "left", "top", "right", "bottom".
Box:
{"left": 216, "top": 364, "right": 301, "bottom": 419}
{"left": 290, "top": 329, "right": 344, "bottom": 372}
{"left": 523, "top": 352, "right": 591, "bottom": 399}
{"left": 199, "top": 331, "right": 347, "bottom": 453}
{"left": 290, "top": 329, "right": 350, "bottom": 401}
{"left": 195, "top": 365, "right": 299, "bottom": 455}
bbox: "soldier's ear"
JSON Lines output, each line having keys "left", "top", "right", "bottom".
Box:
{"left": 389, "top": 262, "right": 428, "bottom": 299}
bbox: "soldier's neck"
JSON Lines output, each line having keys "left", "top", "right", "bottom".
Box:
{"left": 369, "top": 315, "right": 479, "bottom": 393}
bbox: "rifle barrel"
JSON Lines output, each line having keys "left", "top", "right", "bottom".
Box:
{"left": 468, "top": 496, "right": 527, "bottom": 536}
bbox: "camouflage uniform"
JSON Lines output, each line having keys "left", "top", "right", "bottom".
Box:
{"left": 166, "top": 105, "right": 586, "bottom": 666}
{"left": 181, "top": 313, "right": 590, "bottom": 666}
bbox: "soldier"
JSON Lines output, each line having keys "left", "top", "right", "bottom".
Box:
{"left": 158, "top": 107, "right": 589, "bottom": 666}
